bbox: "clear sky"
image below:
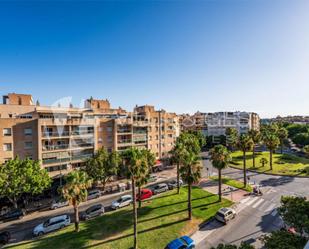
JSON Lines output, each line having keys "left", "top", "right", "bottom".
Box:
{"left": 0, "top": 0, "right": 308, "bottom": 118}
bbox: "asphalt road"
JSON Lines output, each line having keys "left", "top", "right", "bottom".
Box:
{"left": 198, "top": 152, "right": 309, "bottom": 249}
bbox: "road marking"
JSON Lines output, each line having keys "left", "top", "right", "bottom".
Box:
{"left": 240, "top": 197, "right": 251, "bottom": 204}
{"left": 271, "top": 209, "right": 278, "bottom": 217}
{"left": 245, "top": 197, "right": 259, "bottom": 206}
{"left": 252, "top": 198, "right": 264, "bottom": 209}
{"left": 264, "top": 203, "right": 276, "bottom": 213}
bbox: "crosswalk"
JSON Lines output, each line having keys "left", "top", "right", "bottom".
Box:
{"left": 237, "top": 193, "right": 279, "bottom": 215}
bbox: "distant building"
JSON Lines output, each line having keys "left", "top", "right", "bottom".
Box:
{"left": 180, "top": 111, "right": 260, "bottom": 143}
{"left": 0, "top": 93, "right": 180, "bottom": 178}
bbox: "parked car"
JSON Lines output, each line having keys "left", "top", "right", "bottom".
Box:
{"left": 165, "top": 236, "right": 195, "bottom": 249}
{"left": 33, "top": 214, "right": 71, "bottom": 236}
{"left": 81, "top": 204, "right": 104, "bottom": 220}
{"left": 168, "top": 179, "right": 184, "bottom": 190}
{"left": 152, "top": 183, "right": 169, "bottom": 195}
{"left": 0, "top": 231, "right": 11, "bottom": 245}
{"left": 87, "top": 189, "right": 101, "bottom": 200}
{"left": 147, "top": 174, "right": 158, "bottom": 183}
{"left": 111, "top": 195, "right": 132, "bottom": 210}
{"left": 137, "top": 189, "right": 153, "bottom": 201}
{"left": 50, "top": 199, "right": 69, "bottom": 210}
{"left": 215, "top": 207, "right": 236, "bottom": 224}
{"left": 0, "top": 209, "right": 25, "bottom": 222}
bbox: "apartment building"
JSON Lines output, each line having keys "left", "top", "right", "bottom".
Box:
{"left": 0, "top": 93, "right": 180, "bottom": 178}
{"left": 180, "top": 111, "right": 260, "bottom": 142}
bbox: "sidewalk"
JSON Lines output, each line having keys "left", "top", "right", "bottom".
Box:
{"left": 199, "top": 178, "right": 249, "bottom": 203}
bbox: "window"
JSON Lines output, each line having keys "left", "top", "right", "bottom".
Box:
{"left": 98, "top": 127, "right": 103, "bottom": 132}
{"left": 3, "top": 128, "right": 12, "bottom": 136}
{"left": 98, "top": 138, "right": 103, "bottom": 144}
{"left": 24, "top": 128, "right": 32, "bottom": 136}
{"left": 24, "top": 142, "right": 33, "bottom": 149}
{"left": 107, "top": 126, "right": 112, "bottom": 132}
{"left": 3, "top": 143, "right": 12, "bottom": 151}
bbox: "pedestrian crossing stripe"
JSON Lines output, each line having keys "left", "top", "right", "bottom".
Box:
{"left": 252, "top": 198, "right": 264, "bottom": 208}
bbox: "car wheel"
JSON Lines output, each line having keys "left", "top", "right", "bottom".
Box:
{"left": 60, "top": 225, "right": 65, "bottom": 229}
{"left": 38, "top": 232, "right": 44, "bottom": 236}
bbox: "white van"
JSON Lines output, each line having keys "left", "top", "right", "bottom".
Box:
{"left": 33, "top": 215, "right": 70, "bottom": 236}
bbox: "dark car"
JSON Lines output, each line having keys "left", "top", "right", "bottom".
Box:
{"left": 0, "top": 231, "right": 11, "bottom": 245}
{"left": 0, "top": 209, "right": 25, "bottom": 222}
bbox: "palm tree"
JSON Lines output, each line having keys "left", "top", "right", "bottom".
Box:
{"left": 237, "top": 134, "right": 254, "bottom": 187}
{"left": 180, "top": 151, "right": 202, "bottom": 220}
{"left": 62, "top": 171, "right": 92, "bottom": 232}
{"left": 210, "top": 145, "right": 231, "bottom": 202}
{"left": 136, "top": 149, "right": 155, "bottom": 208}
{"left": 170, "top": 138, "right": 186, "bottom": 194}
{"left": 277, "top": 127, "right": 288, "bottom": 154}
{"left": 263, "top": 133, "right": 280, "bottom": 170}
{"left": 122, "top": 147, "right": 148, "bottom": 249}
{"left": 248, "top": 130, "right": 261, "bottom": 168}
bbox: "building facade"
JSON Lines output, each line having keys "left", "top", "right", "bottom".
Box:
{"left": 0, "top": 93, "right": 180, "bottom": 178}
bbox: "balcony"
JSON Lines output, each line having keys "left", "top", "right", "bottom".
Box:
{"left": 42, "top": 157, "right": 70, "bottom": 165}
{"left": 42, "top": 131, "right": 70, "bottom": 138}
{"left": 43, "top": 144, "right": 69, "bottom": 151}
{"left": 71, "top": 131, "right": 94, "bottom": 137}
{"left": 71, "top": 154, "right": 93, "bottom": 161}
{"left": 71, "top": 143, "right": 94, "bottom": 149}
{"left": 117, "top": 129, "right": 132, "bottom": 134}
{"left": 117, "top": 139, "right": 132, "bottom": 146}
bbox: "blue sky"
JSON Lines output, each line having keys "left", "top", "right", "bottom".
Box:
{"left": 0, "top": 0, "right": 308, "bottom": 118}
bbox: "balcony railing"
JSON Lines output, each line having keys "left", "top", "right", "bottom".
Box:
{"left": 117, "top": 140, "right": 132, "bottom": 144}
{"left": 117, "top": 129, "right": 132, "bottom": 133}
{"left": 71, "top": 143, "right": 94, "bottom": 148}
{"left": 71, "top": 131, "right": 94, "bottom": 136}
{"left": 42, "top": 131, "right": 70, "bottom": 137}
{"left": 71, "top": 154, "right": 93, "bottom": 161}
{"left": 43, "top": 144, "right": 69, "bottom": 151}
{"left": 42, "top": 157, "right": 71, "bottom": 165}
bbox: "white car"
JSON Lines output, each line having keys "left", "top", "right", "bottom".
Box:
{"left": 215, "top": 207, "right": 236, "bottom": 224}
{"left": 50, "top": 200, "right": 69, "bottom": 210}
{"left": 33, "top": 215, "right": 70, "bottom": 236}
{"left": 152, "top": 183, "right": 169, "bottom": 195}
{"left": 111, "top": 195, "right": 132, "bottom": 210}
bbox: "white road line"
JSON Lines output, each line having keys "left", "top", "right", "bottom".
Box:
{"left": 264, "top": 203, "right": 276, "bottom": 213}
{"left": 240, "top": 197, "right": 251, "bottom": 204}
{"left": 252, "top": 198, "right": 264, "bottom": 209}
{"left": 245, "top": 197, "right": 259, "bottom": 206}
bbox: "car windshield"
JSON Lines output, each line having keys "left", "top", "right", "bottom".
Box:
{"left": 43, "top": 220, "right": 49, "bottom": 227}
{"left": 217, "top": 212, "right": 225, "bottom": 218}
{"left": 116, "top": 198, "right": 122, "bottom": 203}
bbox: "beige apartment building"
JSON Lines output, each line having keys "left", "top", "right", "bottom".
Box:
{"left": 0, "top": 93, "right": 180, "bottom": 178}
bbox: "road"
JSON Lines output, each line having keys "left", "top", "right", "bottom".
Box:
{"left": 198, "top": 152, "right": 309, "bottom": 248}
{"left": 0, "top": 170, "right": 176, "bottom": 246}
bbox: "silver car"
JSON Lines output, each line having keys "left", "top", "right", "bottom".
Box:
{"left": 33, "top": 215, "right": 70, "bottom": 236}
{"left": 87, "top": 189, "right": 101, "bottom": 200}
{"left": 111, "top": 195, "right": 132, "bottom": 210}
{"left": 152, "top": 183, "right": 168, "bottom": 195}
{"left": 82, "top": 204, "right": 104, "bottom": 220}
{"left": 50, "top": 200, "right": 69, "bottom": 210}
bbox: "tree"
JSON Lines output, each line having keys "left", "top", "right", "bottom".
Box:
{"left": 62, "top": 170, "right": 92, "bottom": 232}
{"left": 261, "top": 230, "right": 306, "bottom": 249}
{"left": 186, "top": 130, "right": 207, "bottom": 149}
{"left": 260, "top": 158, "right": 268, "bottom": 167}
{"left": 85, "top": 148, "right": 120, "bottom": 191}
{"left": 237, "top": 134, "right": 254, "bottom": 187}
{"left": 248, "top": 130, "right": 261, "bottom": 168}
{"left": 122, "top": 147, "right": 149, "bottom": 249}
{"left": 263, "top": 133, "right": 280, "bottom": 170}
{"left": 210, "top": 145, "right": 231, "bottom": 202}
{"left": 0, "top": 157, "right": 51, "bottom": 208}
{"left": 180, "top": 150, "right": 202, "bottom": 220}
{"left": 226, "top": 128, "right": 238, "bottom": 151}
{"left": 303, "top": 145, "right": 309, "bottom": 158}
{"left": 278, "top": 196, "right": 309, "bottom": 236}
{"left": 277, "top": 127, "right": 288, "bottom": 154}
{"left": 170, "top": 135, "right": 187, "bottom": 194}
{"left": 136, "top": 149, "right": 155, "bottom": 208}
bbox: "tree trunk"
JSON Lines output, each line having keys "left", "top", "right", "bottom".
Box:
{"left": 218, "top": 169, "right": 222, "bottom": 202}
{"left": 177, "top": 163, "right": 180, "bottom": 194}
{"left": 270, "top": 150, "right": 273, "bottom": 170}
{"left": 74, "top": 204, "right": 79, "bottom": 232}
{"left": 132, "top": 178, "right": 138, "bottom": 249}
{"left": 188, "top": 183, "right": 192, "bottom": 220}
{"left": 281, "top": 143, "right": 283, "bottom": 154}
{"left": 138, "top": 186, "right": 142, "bottom": 209}
{"left": 243, "top": 151, "right": 247, "bottom": 187}
{"left": 252, "top": 146, "right": 256, "bottom": 168}
{"left": 8, "top": 197, "right": 18, "bottom": 209}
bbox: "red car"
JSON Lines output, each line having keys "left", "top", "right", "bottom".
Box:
{"left": 137, "top": 189, "right": 153, "bottom": 201}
